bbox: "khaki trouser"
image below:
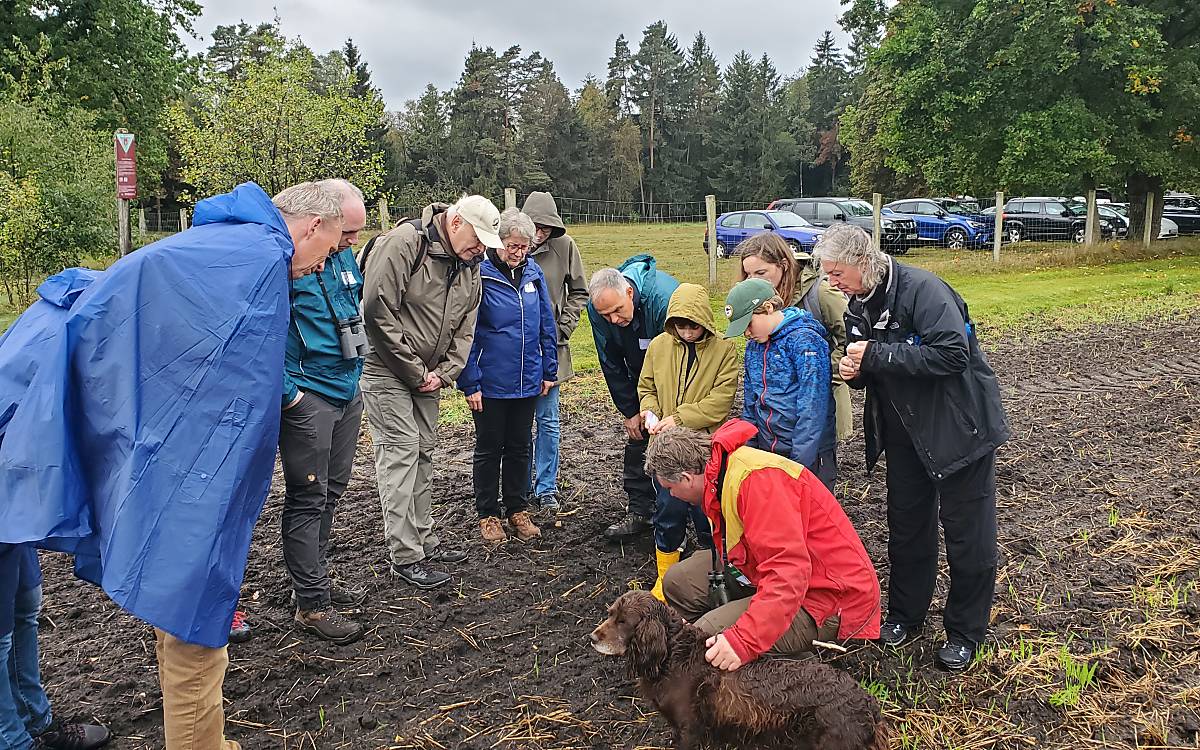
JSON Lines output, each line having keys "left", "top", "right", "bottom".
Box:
{"left": 360, "top": 367, "right": 441, "bottom": 565}
{"left": 662, "top": 552, "right": 838, "bottom": 657}
{"left": 154, "top": 629, "right": 239, "bottom": 750}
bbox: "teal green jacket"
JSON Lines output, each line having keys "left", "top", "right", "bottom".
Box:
{"left": 587, "top": 254, "right": 679, "bottom": 417}
{"left": 283, "top": 248, "right": 364, "bottom": 407}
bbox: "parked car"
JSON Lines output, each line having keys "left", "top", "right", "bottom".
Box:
{"left": 884, "top": 198, "right": 994, "bottom": 249}
{"left": 1163, "top": 192, "right": 1200, "bottom": 212}
{"left": 768, "top": 196, "right": 917, "bottom": 254}
{"left": 1001, "top": 197, "right": 1114, "bottom": 243}
{"left": 1108, "top": 204, "right": 1179, "bottom": 240}
{"left": 1160, "top": 193, "right": 1200, "bottom": 234}
{"left": 704, "top": 210, "right": 825, "bottom": 258}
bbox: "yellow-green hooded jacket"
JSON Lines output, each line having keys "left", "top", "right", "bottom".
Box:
{"left": 637, "top": 283, "right": 740, "bottom": 432}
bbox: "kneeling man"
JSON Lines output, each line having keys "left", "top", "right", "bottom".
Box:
{"left": 647, "top": 420, "right": 881, "bottom": 671}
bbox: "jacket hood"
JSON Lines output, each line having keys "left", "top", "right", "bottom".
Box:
{"left": 522, "top": 192, "right": 566, "bottom": 237}
{"left": 192, "top": 182, "right": 291, "bottom": 253}
{"left": 36, "top": 268, "right": 101, "bottom": 309}
{"left": 665, "top": 283, "right": 718, "bottom": 339}
{"left": 618, "top": 253, "right": 658, "bottom": 293}
{"left": 420, "top": 203, "right": 454, "bottom": 258}
{"left": 775, "top": 307, "right": 826, "bottom": 339}
{"left": 705, "top": 419, "right": 759, "bottom": 483}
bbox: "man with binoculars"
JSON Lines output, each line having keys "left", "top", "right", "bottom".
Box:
{"left": 644, "top": 420, "right": 881, "bottom": 671}
{"left": 278, "top": 179, "right": 372, "bottom": 645}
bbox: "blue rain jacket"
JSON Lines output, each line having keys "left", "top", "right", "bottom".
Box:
{"left": 742, "top": 307, "right": 836, "bottom": 469}
{"left": 0, "top": 182, "right": 293, "bottom": 648}
{"left": 458, "top": 255, "right": 557, "bottom": 399}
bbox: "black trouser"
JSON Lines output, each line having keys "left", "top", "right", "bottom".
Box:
{"left": 472, "top": 396, "right": 537, "bottom": 518}
{"left": 623, "top": 436, "right": 656, "bottom": 519}
{"left": 883, "top": 429, "right": 997, "bottom": 646}
{"left": 279, "top": 392, "right": 363, "bottom": 611}
{"left": 812, "top": 448, "right": 838, "bottom": 493}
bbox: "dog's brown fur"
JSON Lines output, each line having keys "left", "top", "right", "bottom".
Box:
{"left": 590, "top": 590, "right": 889, "bottom": 750}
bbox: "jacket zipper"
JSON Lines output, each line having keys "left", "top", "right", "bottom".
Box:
{"left": 483, "top": 273, "right": 527, "bottom": 392}
{"left": 759, "top": 342, "right": 777, "bottom": 453}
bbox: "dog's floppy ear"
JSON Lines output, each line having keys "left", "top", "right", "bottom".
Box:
{"left": 627, "top": 614, "right": 669, "bottom": 679}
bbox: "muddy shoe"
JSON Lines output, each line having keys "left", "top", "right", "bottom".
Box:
{"left": 480, "top": 516, "right": 507, "bottom": 543}
{"left": 535, "top": 493, "right": 560, "bottom": 512}
{"left": 879, "top": 621, "right": 923, "bottom": 649}
{"left": 391, "top": 561, "right": 451, "bottom": 589}
{"left": 603, "top": 513, "right": 653, "bottom": 541}
{"left": 228, "top": 609, "right": 252, "bottom": 644}
{"left": 426, "top": 546, "right": 468, "bottom": 564}
{"left": 330, "top": 584, "right": 367, "bottom": 606}
{"left": 295, "top": 608, "right": 364, "bottom": 645}
{"left": 935, "top": 638, "right": 977, "bottom": 673}
{"left": 508, "top": 511, "right": 542, "bottom": 541}
{"left": 34, "top": 718, "right": 111, "bottom": 750}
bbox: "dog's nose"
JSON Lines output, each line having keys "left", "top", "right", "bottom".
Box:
{"left": 588, "top": 629, "right": 600, "bottom": 643}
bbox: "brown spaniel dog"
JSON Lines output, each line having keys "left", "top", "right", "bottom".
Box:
{"left": 590, "top": 590, "right": 889, "bottom": 750}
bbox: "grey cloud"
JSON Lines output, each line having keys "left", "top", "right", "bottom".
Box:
{"left": 184, "top": 0, "right": 847, "bottom": 109}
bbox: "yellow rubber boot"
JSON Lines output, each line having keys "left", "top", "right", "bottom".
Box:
{"left": 650, "top": 549, "right": 681, "bottom": 603}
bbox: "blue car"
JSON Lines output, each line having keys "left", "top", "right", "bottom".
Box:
{"left": 705, "top": 210, "right": 825, "bottom": 258}
{"left": 884, "top": 198, "right": 993, "bottom": 249}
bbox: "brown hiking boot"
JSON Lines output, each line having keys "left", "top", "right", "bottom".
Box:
{"left": 294, "top": 608, "right": 364, "bottom": 645}
{"left": 508, "top": 511, "right": 541, "bottom": 542}
{"left": 480, "top": 516, "right": 507, "bottom": 542}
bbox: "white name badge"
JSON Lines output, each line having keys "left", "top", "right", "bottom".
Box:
{"left": 524, "top": 282, "right": 536, "bottom": 293}
{"left": 342, "top": 270, "right": 355, "bottom": 286}
{"left": 639, "top": 338, "right": 652, "bottom": 350}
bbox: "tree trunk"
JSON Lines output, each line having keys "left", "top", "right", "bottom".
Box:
{"left": 1126, "top": 172, "right": 1163, "bottom": 243}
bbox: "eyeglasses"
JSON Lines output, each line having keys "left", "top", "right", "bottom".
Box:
{"left": 503, "top": 243, "right": 529, "bottom": 253}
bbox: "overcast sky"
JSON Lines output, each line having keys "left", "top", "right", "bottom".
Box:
{"left": 182, "top": 0, "right": 849, "bottom": 110}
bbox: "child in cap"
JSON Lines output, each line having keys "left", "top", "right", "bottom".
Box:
{"left": 724, "top": 278, "right": 837, "bottom": 490}
{"left": 637, "top": 283, "right": 740, "bottom": 601}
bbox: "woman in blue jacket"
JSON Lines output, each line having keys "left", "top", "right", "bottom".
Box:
{"left": 460, "top": 209, "right": 557, "bottom": 543}
{"left": 723, "top": 278, "right": 837, "bottom": 490}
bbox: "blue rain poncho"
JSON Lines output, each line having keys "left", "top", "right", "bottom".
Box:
{"left": 0, "top": 183, "right": 292, "bottom": 647}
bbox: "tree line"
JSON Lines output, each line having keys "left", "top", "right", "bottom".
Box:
{"left": 1, "top": 0, "right": 1197, "bottom": 286}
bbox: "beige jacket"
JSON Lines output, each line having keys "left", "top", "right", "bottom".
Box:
{"left": 523, "top": 192, "right": 588, "bottom": 382}
{"left": 361, "top": 204, "right": 482, "bottom": 389}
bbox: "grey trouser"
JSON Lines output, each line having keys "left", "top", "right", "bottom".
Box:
{"left": 360, "top": 367, "right": 441, "bottom": 566}
{"left": 279, "top": 392, "right": 363, "bottom": 610}
{"left": 662, "top": 551, "right": 838, "bottom": 657}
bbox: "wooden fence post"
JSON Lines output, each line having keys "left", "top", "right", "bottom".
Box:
{"left": 179, "top": 208, "right": 189, "bottom": 232}
{"left": 117, "top": 198, "right": 131, "bottom": 256}
{"left": 504, "top": 188, "right": 517, "bottom": 210}
{"left": 138, "top": 208, "right": 147, "bottom": 235}
{"left": 1085, "top": 189, "right": 1098, "bottom": 246}
{"left": 378, "top": 197, "right": 390, "bottom": 230}
{"left": 706, "top": 195, "right": 717, "bottom": 287}
{"left": 871, "top": 193, "right": 883, "bottom": 253}
{"left": 994, "top": 191, "right": 1004, "bottom": 262}
{"left": 1142, "top": 192, "right": 1155, "bottom": 246}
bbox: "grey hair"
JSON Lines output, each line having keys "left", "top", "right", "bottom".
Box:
{"left": 316, "top": 178, "right": 364, "bottom": 203}
{"left": 645, "top": 426, "right": 711, "bottom": 482}
{"left": 498, "top": 208, "right": 536, "bottom": 242}
{"left": 588, "top": 268, "right": 632, "bottom": 300}
{"left": 272, "top": 181, "right": 344, "bottom": 222}
{"left": 813, "top": 223, "right": 889, "bottom": 293}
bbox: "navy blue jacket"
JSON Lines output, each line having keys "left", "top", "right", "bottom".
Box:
{"left": 742, "top": 307, "right": 835, "bottom": 470}
{"left": 587, "top": 255, "right": 680, "bottom": 418}
{"left": 459, "top": 255, "right": 557, "bottom": 399}
{"left": 283, "top": 248, "right": 364, "bottom": 407}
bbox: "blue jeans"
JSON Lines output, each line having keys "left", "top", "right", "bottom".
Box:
{"left": 530, "top": 385, "right": 561, "bottom": 499}
{"left": 1, "top": 586, "right": 52, "bottom": 750}
{"left": 651, "top": 481, "right": 714, "bottom": 553}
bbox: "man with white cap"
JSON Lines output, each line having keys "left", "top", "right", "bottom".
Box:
{"left": 361, "top": 194, "right": 500, "bottom": 588}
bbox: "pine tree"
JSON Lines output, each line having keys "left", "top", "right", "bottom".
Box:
{"left": 577, "top": 77, "right": 640, "bottom": 201}
{"left": 605, "top": 35, "right": 634, "bottom": 117}
{"left": 680, "top": 32, "right": 722, "bottom": 197}
{"left": 446, "top": 45, "right": 511, "bottom": 196}
{"left": 804, "top": 31, "right": 851, "bottom": 192}
{"left": 630, "top": 21, "right": 687, "bottom": 204}
{"left": 709, "top": 52, "right": 794, "bottom": 202}
{"left": 839, "top": 0, "right": 888, "bottom": 74}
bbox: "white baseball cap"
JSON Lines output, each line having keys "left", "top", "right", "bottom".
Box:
{"left": 454, "top": 195, "right": 503, "bottom": 249}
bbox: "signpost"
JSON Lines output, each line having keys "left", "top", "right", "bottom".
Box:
{"left": 115, "top": 131, "right": 136, "bottom": 256}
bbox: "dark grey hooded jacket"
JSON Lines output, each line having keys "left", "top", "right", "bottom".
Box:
{"left": 522, "top": 192, "right": 588, "bottom": 381}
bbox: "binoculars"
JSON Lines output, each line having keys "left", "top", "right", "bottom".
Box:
{"left": 337, "top": 315, "right": 372, "bottom": 359}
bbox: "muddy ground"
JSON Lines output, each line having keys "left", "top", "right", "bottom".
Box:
{"left": 34, "top": 316, "right": 1200, "bottom": 749}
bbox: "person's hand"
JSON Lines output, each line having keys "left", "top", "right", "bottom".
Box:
{"left": 466, "top": 392, "right": 483, "bottom": 412}
{"left": 541, "top": 380, "right": 556, "bottom": 397}
{"left": 624, "top": 412, "right": 645, "bottom": 441}
{"left": 846, "top": 341, "right": 868, "bottom": 367}
{"left": 704, "top": 634, "right": 742, "bottom": 672}
{"left": 283, "top": 391, "right": 305, "bottom": 411}
{"left": 839, "top": 356, "right": 860, "bottom": 381}
{"left": 648, "top": 414, "right": 677, "bottom": 435}
{"left": 417, "top": 371, "right": 442, "bottom": 393}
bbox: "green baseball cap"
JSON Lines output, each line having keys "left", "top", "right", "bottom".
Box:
{"left": 723, "top": 278, "right": 776, "bottom": 338}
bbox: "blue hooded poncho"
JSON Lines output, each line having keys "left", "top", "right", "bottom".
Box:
{"left": 0, "top": 182, "right": 293, "bottom": 648}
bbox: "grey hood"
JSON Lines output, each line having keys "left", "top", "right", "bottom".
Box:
{"left": 522, "top": 191, "right": 566, "bottom": 239}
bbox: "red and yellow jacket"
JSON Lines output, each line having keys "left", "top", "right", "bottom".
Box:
{"left": 704, "top": 419, "right": 881, "bottom": 663}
